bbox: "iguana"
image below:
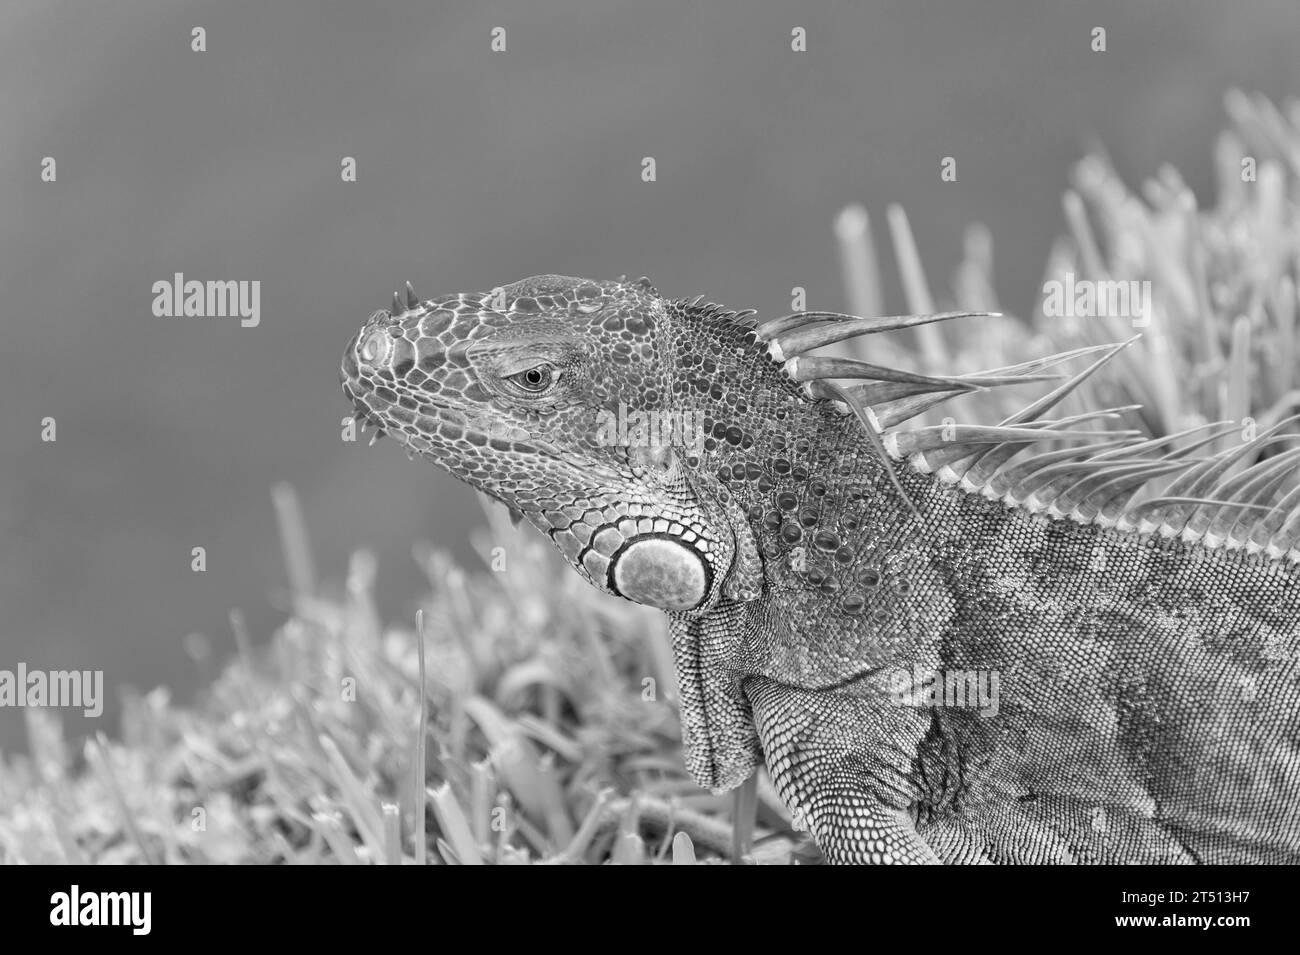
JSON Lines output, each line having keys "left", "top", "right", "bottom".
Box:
{"left": 341, "top": 274, "right": 1300, "bottom": 864}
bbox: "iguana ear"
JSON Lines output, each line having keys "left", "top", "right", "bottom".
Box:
{"left": 668, "top": 602, "right": 764, "bottom": 793}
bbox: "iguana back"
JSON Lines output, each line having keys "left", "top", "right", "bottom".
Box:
{"left": 342, "top": 274, "right": 1300, "bottom": 863}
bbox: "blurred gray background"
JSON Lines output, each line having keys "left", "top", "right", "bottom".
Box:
{"left": 2, "top": 0, "right": 1298, "bottom": 752}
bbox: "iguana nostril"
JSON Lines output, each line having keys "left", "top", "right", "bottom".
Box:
{"left": 358, "top": 328, "right": 390, "bottom": 365}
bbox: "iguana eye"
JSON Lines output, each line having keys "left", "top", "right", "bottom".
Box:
{"left": 505, "top": 364, "right": 556, "bottom": 394}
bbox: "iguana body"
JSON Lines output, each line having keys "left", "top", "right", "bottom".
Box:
{"left": 342, "top": 274, "right": 1300, "bottom": 864}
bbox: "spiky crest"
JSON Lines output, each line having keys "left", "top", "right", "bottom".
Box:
{"left": 751, "top": 305, "right": 1300, "bottom": 561}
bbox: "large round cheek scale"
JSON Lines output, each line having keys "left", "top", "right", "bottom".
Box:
{"left": 611, "top": 537, "right": 709, "bottom": 611}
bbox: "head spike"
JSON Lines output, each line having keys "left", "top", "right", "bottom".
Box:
{"left": 790, "top": 354, "right": 1058, "bottom": 392}
{"left": 947, "top": 372, "right": 1061, "bottom": 389}
{"left": 1125, "top": 496, "right": 1273, "bottom": 531}
{"left": 817, "top": 380, "right": 922, "bottom": 520}
{"left": 1090, "top": 421, "right": 1236, "bottom": 462}
{"left": 1213, "top": 448, "right": 1300, "bottom": 543}
{"left": 1188, "top": 445, "right": 1300, "bottom": 537}
{"left": 405, "top": 281, "right": 419, "bottom": 309}
{"left": 961, "top": 434, "right": 1136, "bottom": 491}
{"left": 756, "top": 310, "right": 858, "bottom": 337}
{"left": 923, "top": 418, "right": 1075, "bottom": 476}
{"left": 984, "top": 441, "right": 1126, "bottom": 499}
{"left": 888, "top": 425, "right": 1121, "bottom": 464}
{"left": 786, "top": 356, "right": 958, "bottom": 386}
{"left": 1055, "top": 458, "right": 1196, "bottom": 519}
{"left": 765, "top": 310, "right": 995, "bottom": 361}
{"left": 1269, "top": 505, "right": 1300, "bottom": 557}
{"left": 1248, "top": 482, "right": 1300, "bottom": 550}
{"left": 999, "top": 337, "right": 1138, "bottom": 426}
{"left": 967, "top": 343, "right": 1129, "bottom": 379}
{"left": 1085, "top": 460, "right": 1203, "bottom": 522}
{"left": 1095, "top": 461, "right": 1208, "bottom": 524}
{"left": 1154, "top": 417, "right": 1300, "bottom": 533}
{"left": 874, "top": 390, "right": 971, "bottom": 428}
{"left": 1047, "top": 406, "right": 1143, "bottom": 426}
{"left": 1012, "top": 457, "right": 1138, "bottom": 508}
{"left": 888, "top": 348, "right": 1133, "bottom": 481}
{"left": 392, "top": 291, "right": 405, "bottom": 316}
{"left": 842, "top": 380, "right": 978, "bottom": 407}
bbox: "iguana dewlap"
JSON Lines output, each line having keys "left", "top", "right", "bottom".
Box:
{"left": 342, "top": 274, "right": 1300, "bottom": 864}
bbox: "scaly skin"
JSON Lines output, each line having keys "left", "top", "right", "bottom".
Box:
{"left": 342, "top": 274, "right": 1300, "bottom": 864}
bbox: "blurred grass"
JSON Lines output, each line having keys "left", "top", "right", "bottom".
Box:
{"left": 1, "top": 492, "right": 809, "bottom": 864}
{"left": 2, "top": 91, "right": 1297, "bottom": 865}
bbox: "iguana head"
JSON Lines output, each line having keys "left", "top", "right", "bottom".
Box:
{"left": 341, "top": 274, "right": 768, "bottom": 615}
